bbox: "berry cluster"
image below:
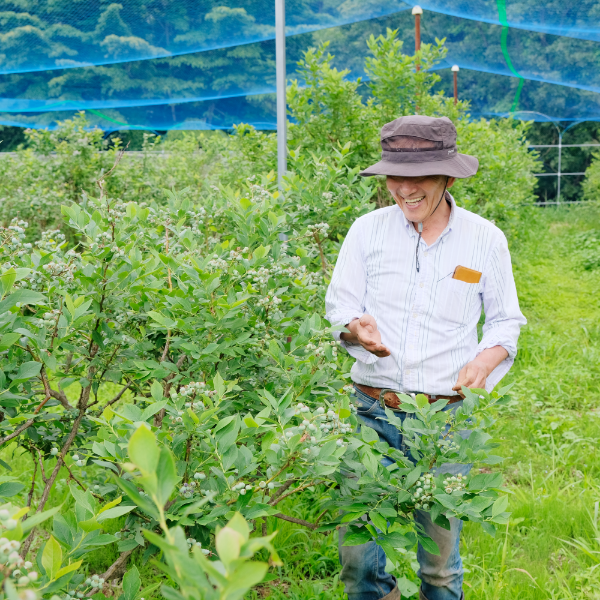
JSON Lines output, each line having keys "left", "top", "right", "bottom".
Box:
{"left": 442, "top": 474, "right": 466, "bottom": 494}
{"left": 411, "top": 473, "right": 435, "bottom": 510}
{"left": 186, "top": 537, "right": 210, "bottom": 554}
{"left": 304, "top": 340, "right": 338, "bottom": 359}
{"left": 72, "top": 453, "right": 86, "bottom": 467}
{"left": 208, "top": 255, "right": 228, "bottom": 270}
{"left": 84, "top": 574, "right": 106, "bottom": 591}
{"left": 307, "top": 222, "right": 330, "bottom": 237}
{"left": 0, "top": 534, "right": 38, "bottom": 585}
{"left": 437, "top": 435, "right": 460, "bottom": 453}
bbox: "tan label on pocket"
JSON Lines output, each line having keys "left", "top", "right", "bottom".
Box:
{"left": 453, "top": 265, "right": 482, "bottom": 284}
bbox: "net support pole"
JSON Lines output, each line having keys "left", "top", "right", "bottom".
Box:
{"left": 451, "top": 65, "right": 459, "bottom": 105}
{"left": 557, "top": 130, "right": 562, "bottom": 204}
{"left": 276, "top": 0, "right": 287, "bottom": 190}
{"left": 413, "top": 5, "right": 423, "bottom": 72}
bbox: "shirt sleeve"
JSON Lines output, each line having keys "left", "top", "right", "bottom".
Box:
{"left": 478, "top": 232, "right": 527, "bottom": 391}
{"left": 325, "top": 220, "right": 378, "bottom": 365}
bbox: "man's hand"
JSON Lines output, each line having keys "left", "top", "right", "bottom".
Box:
{"left": 341, "top": 314, "right": 391, "bottom": 357}
{"left": 452, "top": 346, "right": 509, "bottom": 396}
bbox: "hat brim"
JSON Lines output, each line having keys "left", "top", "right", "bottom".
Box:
{"left": 359, "top": 153, "right": 478, "bottom": 179}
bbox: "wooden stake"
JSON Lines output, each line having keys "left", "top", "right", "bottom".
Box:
{"left": 452, "top": 65, "right": 459, "bottom": 105}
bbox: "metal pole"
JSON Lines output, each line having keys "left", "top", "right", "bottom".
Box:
{"left": 275, "top": 0, "right": 287, "bottom": 189}
{"left": 413, "top": 5, "right": 422, "bottom": 71}
{"left": 557, "top": 130, "right": 562, "bottom": 205}
{"left": 451, "top": 65, "right": 459, "bottom": 105}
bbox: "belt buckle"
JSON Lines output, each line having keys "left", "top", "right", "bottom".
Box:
{"left": 378, "top": 388, "right": 405, "bottom": 409}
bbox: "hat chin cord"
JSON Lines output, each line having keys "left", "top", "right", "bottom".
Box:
{"left": 414, "top": 176, "right": 449, "bottom": 273}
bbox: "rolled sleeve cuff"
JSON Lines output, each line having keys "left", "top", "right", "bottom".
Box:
{"left": 326, "top": 312, "right": 379, "bottom": 365}
{"left": 476, "top": 333, "right": 516, "bottom": 392}
{"left": 326, "top": 311, "right": 363, "bottom": 342}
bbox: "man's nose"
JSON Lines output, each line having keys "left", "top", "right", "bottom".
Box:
{"left": 396, "top": 181, "right": 420, "bottom": 198}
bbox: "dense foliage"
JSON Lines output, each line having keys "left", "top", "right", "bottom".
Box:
{"left": 0, "top": 30, "right": 538, "bottom": 241}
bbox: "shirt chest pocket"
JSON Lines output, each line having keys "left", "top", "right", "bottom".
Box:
{"left": 436, "top": 278, "right": 480, "bottom": 327}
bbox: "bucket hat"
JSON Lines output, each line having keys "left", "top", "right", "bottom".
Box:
{"left": 360, "top": 115, "right": 478, "bottom": 179}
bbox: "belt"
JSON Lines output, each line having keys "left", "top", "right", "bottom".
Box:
{"left": 354, "top": 383, "right": 462, "bottom": 410}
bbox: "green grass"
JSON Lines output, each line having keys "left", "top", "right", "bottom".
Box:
{"left": 3, "top": 206, "right": 600, "bottom": 599}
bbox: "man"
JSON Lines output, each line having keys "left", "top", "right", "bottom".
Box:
{"left": 325, "top": 115, "right": 526, "bottom": 600}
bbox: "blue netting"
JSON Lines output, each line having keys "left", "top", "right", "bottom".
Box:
{"left": 1, "top": 1, "right": 599, "bottom": 130}
{"left": 402, "top": 1, "right": 600, "bottom": 42}
{"left": 0, "top": 1, "right": 409, "bottom": 74}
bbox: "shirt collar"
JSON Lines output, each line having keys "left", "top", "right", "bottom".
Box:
{"left": 398, "top": 191, "right": 457, "bottom": 239}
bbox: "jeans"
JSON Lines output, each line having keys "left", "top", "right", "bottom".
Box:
{"left": 338, "top": 387, "right": 469, "bottom": 600}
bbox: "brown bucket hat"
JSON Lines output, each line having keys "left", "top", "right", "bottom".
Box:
{"left": 360, "top": 115, "right": 478, "bottom": 179}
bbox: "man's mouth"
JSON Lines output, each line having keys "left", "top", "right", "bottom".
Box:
{"left": 402, "top": 195, "right": 425, "bottom": 208}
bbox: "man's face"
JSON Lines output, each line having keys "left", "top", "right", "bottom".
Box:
{"left": 386, "top": 175, "right": 456, "bottom": 222}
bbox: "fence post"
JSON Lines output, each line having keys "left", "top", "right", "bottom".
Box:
{"left": 275, "top": 0, "right": 287, "bottom": 189}
{"left": 451, "top": 65, "right": 459, "bottom": 105}
{"left": 413, "top": 5, "right": 422, "bottom": 71}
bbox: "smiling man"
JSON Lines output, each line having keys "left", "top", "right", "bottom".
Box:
{"left": 325, "top": 115, "right": 526, "bottom": 600}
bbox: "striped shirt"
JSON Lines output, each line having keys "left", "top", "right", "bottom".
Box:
{"left": 325, "top": 194, "right": 526, "bottom": 395}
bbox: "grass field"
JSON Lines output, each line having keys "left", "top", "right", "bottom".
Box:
{"left": 3, "top": 205, "right": 600, "bottom": 599}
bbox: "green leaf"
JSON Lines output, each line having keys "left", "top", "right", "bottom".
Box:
{"left": 21, "top": 505, "right": 61, "bottom": 534}
{"left": 223, "top": 561, "right": 269, "bottom": 595}
{"left": 128, "top": 425, "right": 159, "bottom": 475}
{"left": 42, "top": 535, "right": 62, "bottom": 580}
{"left": 12, "top": 361, "right": 42, "bottom": 382}
{"left": 341, "top": 529, "right": 373, "bottom": 546}
{"left": 96, "top": 506, "right": 135, "bottom": 523}
{"left": 0, "top": 290, "right": 45, "bottom": 313}
{"left": 140, "top": 401, "right": 167, "bottom": 422}
{"left": 121, "top": 566, "right": 141, "bottom": 600}
{"left": 147, "top": 311, "right": 176, "bottom": 329}
{"left": 404, "top": 466, "right": 422, "bottom": 490}
{"left": 156, "top": 447, "right": 178, "bottom": 505}
{"left": 368, "top": 511, "right": 388, "bottom": 534}
{"left": 252, "top": 245, "right": 271, "bottom": 259}
{"left": 491, "top": 495, "right": 509, "bottom": 518}
{"left": 55, "top": 560, "right": 82, "bottom": 580}
{"left": 215, "top": 526, "right": 242, "bottom": 566}
{"left": 0, "top": 481, "right": 25, "bottom": 498}
{"left": 361, "top": 425, "right": 379, "bottom": 444}
{"left": 0, "top": 269, "right": 17, "bottom": 297}
{"left": 0, "top": 333, "right": 20, "bottom": 352}
{"left": 417, "top": 534, "right": 440, "bottom": 556}
{"left": 397, "top": 576, "right": 419, "bottom": 597}
{"left": 150, "top": 380, "right": 163, "bottom": 402}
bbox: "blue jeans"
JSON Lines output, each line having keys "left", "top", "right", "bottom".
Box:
{"left": 339, "top": 387, "right": 469, "bottom": 600}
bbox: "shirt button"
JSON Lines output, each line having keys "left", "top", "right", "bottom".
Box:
{"left": 420, "top": 282, "right": 424, "bottom": 288}
{"left": 412, "top": 313, "right": 418, "bottom": 318}
{"left": 406, "top": 369, "right": 411, "bottom": 375}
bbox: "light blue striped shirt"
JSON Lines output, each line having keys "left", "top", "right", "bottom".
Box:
{"left": 325, "top": 194, "right": 526, "bottom": 395}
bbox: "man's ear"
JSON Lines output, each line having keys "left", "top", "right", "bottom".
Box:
{"left": 446, "top": 177, "right": 457, "bottom": 189}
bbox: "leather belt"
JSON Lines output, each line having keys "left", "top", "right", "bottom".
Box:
{"left": 354, "top": 383, "right": 462, "bottom": 410}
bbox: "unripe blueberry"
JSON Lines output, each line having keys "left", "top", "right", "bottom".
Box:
{"left": 0, "top": 510, "right": 9, "bottom": 521}
{"left": 18, "top": 576, "right": 29, "bottom": 585}
{"left": 5, "top": 519, "right": 17, "bottom": 530}
{"left": 259, "top": 481, "right": 266, "bottom": 488}
{"left": 28, "top": 572, "right": 38, "bottom": 582}
{"left": 50, "top": 447, "right": 58, "bottom": 456}
{"left": 72, "top": 454, "right": 79, "bottom": 461}
{"left": 239, "top": 489, "right": 246, "bottom": 495}
{"left": 23, "top": 561, "right": 32, "bottom": 569}
{"left": 267, "top": 482, "right": 275, "bottom": 489}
